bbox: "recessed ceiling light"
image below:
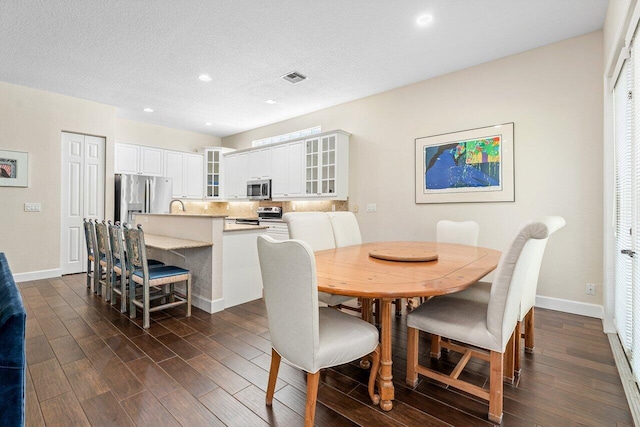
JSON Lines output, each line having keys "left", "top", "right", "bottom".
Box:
{"left": 205, "top": 122, "right": 212, "bottom": 126}
{"left": 143, "top": 107, "right": 154, "bottom": 113}
{"left": 416, "top": 14, "right": 433, "bottom": 26}
{"left": 198, "top": 74, "right": 212, "bottom": 82}
{"left": 266, "top": 99, "right": 277, "bottom": 104}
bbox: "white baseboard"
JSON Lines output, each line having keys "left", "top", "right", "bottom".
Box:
{"left": 13, "top": 268, "right": 61, "bottom": 283}
{"left": 535, "top": 295, "right": 604, "bottom": 319}
{"left": 191, "top": 294, "right": 225, "bottom": 314}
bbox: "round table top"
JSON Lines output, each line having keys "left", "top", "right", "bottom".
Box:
{"left": 314, "top": 241, "right": 500, "bottom": 299}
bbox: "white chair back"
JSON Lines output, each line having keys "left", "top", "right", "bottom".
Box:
{"left": 283, "top": 212, "right": 336, "bottom": 251}
{"left": 485, "top": 218, "right": 559, "bottom": 349}
{"left": 327, "top": 211, "right": 362, "bottom": 247}
{"left": 512, "top": 216, "right": 566, "bottom": 319}
{"left": 436, "top": 220, "right": 479, "bottom": 246}
{"left": 257, "top": 236, "right": 320, "bottom": 371}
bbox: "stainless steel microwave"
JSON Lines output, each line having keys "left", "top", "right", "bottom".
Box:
{"left": 247, "top": 179, "right": 271, "bottom": 200}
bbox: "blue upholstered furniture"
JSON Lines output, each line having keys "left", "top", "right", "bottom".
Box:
{"left": 0, "top": 252, "right": 26, "bottom": 427}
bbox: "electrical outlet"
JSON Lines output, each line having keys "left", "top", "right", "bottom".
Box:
{"left": 332, "top": 204, "right": 336, "bottom": 212}
{"left": 24, "top": 202, "right": 41, "bottom": 212}
{"left": 586, "top": 283, "right": 596, "bottom": 295}
{"left": 292, "top": 204, "right": 296, "bottom": 211}
{"left": 353, "top": 205, "right": 359, "bottom": 213}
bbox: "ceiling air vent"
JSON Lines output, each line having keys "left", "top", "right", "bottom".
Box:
{"left": 281, "top": 71, "right": 307, "bottom": 84}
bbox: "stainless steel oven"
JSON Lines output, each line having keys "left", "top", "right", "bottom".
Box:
{"left": 247, "top": 179, "right": 271, "bottom": 200}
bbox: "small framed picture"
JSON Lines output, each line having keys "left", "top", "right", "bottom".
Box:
{"left": 0, "top": 150, "right": 29, "bottom": 187}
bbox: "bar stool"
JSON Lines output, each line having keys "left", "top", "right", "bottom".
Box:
{"left": 82, "top": 219, "right": 96, "bottom": 291}
{"left": 108, "top": 222, "right": 165, "bottom": 313}
{"left": 94, "top": 221, "right": 113, "bottom": 301}
{"left": 123, "top": 224, "right": 191, "bottom": 329}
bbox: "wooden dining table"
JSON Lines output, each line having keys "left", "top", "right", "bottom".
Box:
{"left": 314, "top": 241, "right": 501, "bottom": 411}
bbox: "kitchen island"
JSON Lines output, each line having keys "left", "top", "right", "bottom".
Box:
{"left": 134, "top": 213, "right": 268, "bottom": 313}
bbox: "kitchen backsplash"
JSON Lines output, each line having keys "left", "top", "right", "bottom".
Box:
{"left": 180, "top": 200, "right": 349, "bottom": 217}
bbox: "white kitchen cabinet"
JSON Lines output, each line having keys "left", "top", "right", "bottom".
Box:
{"left": 164, "top": 150, "right": 204, "bottom": 199}
{"left": 249, "top": 147, "right": 272, "bottom": 180}
{"left": 115, "top": 143, "right": 164, "bottom": 176}
{"left": 204, "top": 147, "right": 234, "bottom": 199}
{"left": 304, "top": 131, "right": 349, "bottom": 199}
{"left": 224, "top": 152, "right": 250, "bottom": 199}
{"left": 271, "top": 141, "right": 304, "bottom": 198}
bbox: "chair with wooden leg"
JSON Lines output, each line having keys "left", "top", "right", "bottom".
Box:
{"left": 406, "top": 218, "right": 557, "bottom": 423}
{"left": 94, "top": 221, "right": 113, "bottom": 302}
{"left": 82, "top": 218, "right": 97, "bottom": 292}
{"left": 257, "top": 235, "right": 381, "bottom": 427}
{"left": 438, "top": 216, "right": 565, "bottom": 377}
{"left": 283, "top": 212, "right": 355, "bottom": 308}
{"left": 123, "top": 224, "right": 191, "bottom": 329}
{"left": 108, "top": 221, "right": 165, "bottom": 313}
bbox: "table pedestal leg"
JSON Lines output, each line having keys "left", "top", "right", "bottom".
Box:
{"left": 379, "top": 298, "right": 394, "bottom": 411}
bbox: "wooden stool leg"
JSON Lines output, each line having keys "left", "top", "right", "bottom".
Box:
{"left": 186, "top": 276, "right": 192, "bottom": 317}
{"left": 143, "top": 282, "right": 150, "bottom": 329}
{"left": 305, "top": 371, "right": 320, "bottom": 427}
{"left": 374, "top": 299, "right": 381, "bottom": 325}
{"left": 524, "top": 308, "right": 535, "bottom": 353}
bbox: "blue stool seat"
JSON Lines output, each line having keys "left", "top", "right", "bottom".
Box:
{"left": 133, "top": 265, "right": 189, "bottom": 281}
{"left": 115, "top": 258, "right": 164, "bottom": 269}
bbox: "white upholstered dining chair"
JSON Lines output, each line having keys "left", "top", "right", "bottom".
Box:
{"left": 438, "top": 215, "right": 565, "bottom": 375}
{"left": 436, "top": 219, "right": 480, "bottom": 246}
{"left": 406, "top": 218, "right": 559, "bottom": 423}
{"left": 257, "top": 236, "right": 380, "bottom": 427}
{"left": 283, "top": 212, "right": 354, "bottom": 307}
{"left": 327, "top": 211, "right": 362, "bottom": 247}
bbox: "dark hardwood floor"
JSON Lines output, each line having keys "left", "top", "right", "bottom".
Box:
{"left": 22, "top": 274, "right": 633, "bottom": 426}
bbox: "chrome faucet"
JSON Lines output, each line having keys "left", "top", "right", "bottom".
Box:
{"left": 169, "top": 199, "right": 185, "bottom": 213}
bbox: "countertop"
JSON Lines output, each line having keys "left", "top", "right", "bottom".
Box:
{"left": 224, "top": 224, "right": 269, "bottom": 232}
{"left": 138, "top": 213, "right": 229, "bottom": 218}
{"left": 144, "top": 233, "right": 213, "bottom": 250}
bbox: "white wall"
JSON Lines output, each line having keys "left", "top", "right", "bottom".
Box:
{"left": 0, "top": 81, "right": 220, "bottom": 275}
{"left": 224, "top": 32, "right": 604, "bottom": 309}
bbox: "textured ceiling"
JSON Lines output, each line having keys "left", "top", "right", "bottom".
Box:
{"left": 0, "top": 0, "right": 608, "bottom": 137}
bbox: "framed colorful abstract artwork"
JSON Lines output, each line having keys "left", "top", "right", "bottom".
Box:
{"left": 0, "top": 150, "right": 29, "bottom": 187}
{"left": 415, "top": 123, "right": 514, "bottom": 203}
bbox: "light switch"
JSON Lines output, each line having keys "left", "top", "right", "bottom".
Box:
{"left": 24, "top": 203, "right": 41, "bottom": 212}
{"left": 366, "top": 204, "right": 377, "bottom": 212}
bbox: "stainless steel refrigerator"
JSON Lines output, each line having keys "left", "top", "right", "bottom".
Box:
{"left": 114, "top": 174, "right": 173, "bottom": 224}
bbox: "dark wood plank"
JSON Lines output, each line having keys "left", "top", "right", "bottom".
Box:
{"left": 184, "top": 332, "right": 234, "bottom": 360}
{"left": 158, "top": 356, "right": 219, "bottom": 397}
{"left": 190, "top": 354, "right": 251, "bottom": 394}
{"left": 50, "top": 335, "right": 86, "bottom": 365}
{"left": 104, "top": 334, "right": 146, "bottom": 363}
{"left": 61, "top": 358, "right": 111, "bottom": 401}
{"left": 120, "top": 389, "right": 181, "bottom": 427}
{"left": 29, "top": 358, "right": 72, "bottom": 402}
{"left": 155, "top": 331, "right": 203, "bottom": 360}
{"left": 80, "top": 391, "right": 136, "bottom": 427}
{"left": 129, "top": 333, "right": 176, "bottom": 363}
{"left": 39, "top": 391, "right": 90, "bottom": 426}
{"left": 127, "top": 356, "right": 181, "bottom": 398}
{"left": 159, "top": 388, "right": 225, "bottom": 426}
{"left": 199, "top": 387, "right": 270, "bottom": 426}
{"left": 234, "top": 384, "right": 305, "bottom": 427}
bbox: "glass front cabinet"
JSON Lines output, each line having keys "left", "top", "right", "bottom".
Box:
{"left": 304, "top": 131, "right": 349, "bottom": 199}
{"left": 205, "top": 147, "right": 234, "bottom": 199}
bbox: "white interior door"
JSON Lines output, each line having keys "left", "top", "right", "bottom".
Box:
{"left": 60, "top": 132, "right": 105, "bottom": 275}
